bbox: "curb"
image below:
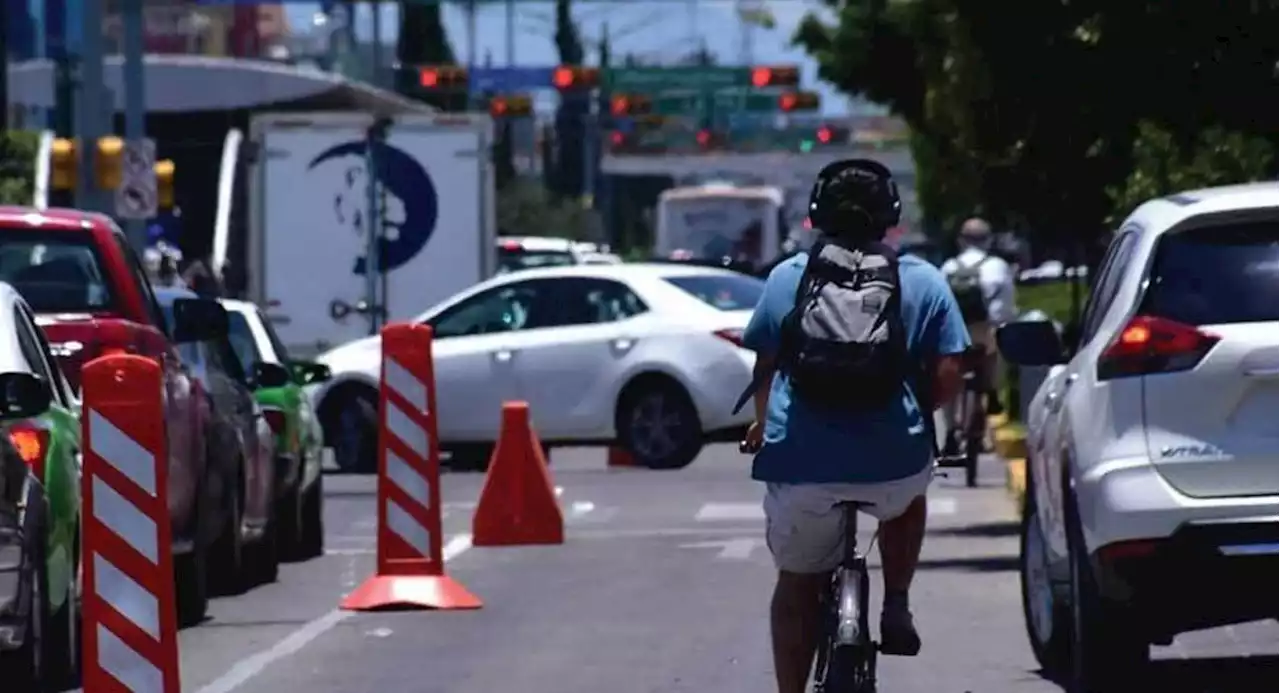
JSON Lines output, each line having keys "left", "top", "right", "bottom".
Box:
{"left": 1006, "top": 458, "right": 1026, "bottom": 506}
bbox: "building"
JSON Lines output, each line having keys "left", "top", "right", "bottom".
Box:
{"left": 100, "top": 0, "right": 290, "bottom": 58}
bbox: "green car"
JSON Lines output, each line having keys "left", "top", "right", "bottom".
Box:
{"left": 221, "top": 300, "right": 332, "bottom": 560}
{"left": 0, "top": 295, "right": 85, "bottom": 688}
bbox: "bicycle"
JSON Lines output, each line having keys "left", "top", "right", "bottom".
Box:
{"left": 739, "top": 438, "right": 951, "bottom": 693}
{"left": 940, "top": 346, "right": 988, "bottom": 488}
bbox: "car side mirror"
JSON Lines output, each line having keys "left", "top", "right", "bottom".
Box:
{"left": 289, "top": 361, "right": 331, "bottom": 386}
{"left": 171, "top": 298, "right": 229, "bottom": 344}
{"left": 0, "top": 372, "right": 52, "bottom": 420}
{"left": 996, "top": 320, "right": 1067, "bottom": 366}
{"left": 251, "top": 362, "right": 292, "bottom": 389}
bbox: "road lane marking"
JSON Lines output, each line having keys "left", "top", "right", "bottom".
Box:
{"left": 568, "top": 500, "right": 595, "bottom": 520}
{"left": 194, "top": 534, "right": 473, "bottom": 693}
{"left": 695, "top": 502, "right": 764, "bottom": 521}
{"left": 678, "top": 537, "right": 765, "bottom": 560}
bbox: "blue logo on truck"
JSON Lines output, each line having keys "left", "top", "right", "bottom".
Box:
{"left": 308, "top": 141, "right": 439, "bottom": 275}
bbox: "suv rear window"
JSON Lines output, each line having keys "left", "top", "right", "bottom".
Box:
{"left": 497, "top": 248, "right": 576, "bottom": 274}
{"left": 0, "top": 231, "right": 115, "bottom": 313}
{"left": 663, "top": 273, "right": 764, "bottom": 311}
{"left": 1144, "top": 219, "right": 1278, "bottom": 325}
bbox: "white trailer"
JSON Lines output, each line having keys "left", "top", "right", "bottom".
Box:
{"left": 246, "top": 111, "right": 496, "bottom": 357}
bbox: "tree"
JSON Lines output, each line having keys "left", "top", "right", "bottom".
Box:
{"left": 0, "top": 131, "right": 38, "bottom": 206}
{"left": 552, "top": 0, "right": 587, "bottom": 200}
{"left": 396, "top": 1, "right": 466, "bottom": 111}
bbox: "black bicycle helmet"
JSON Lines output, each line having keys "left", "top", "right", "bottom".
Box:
{"left": 807, "top": 158, "right": 902, "bottom": 236}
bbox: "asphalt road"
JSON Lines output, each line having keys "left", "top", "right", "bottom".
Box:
{"left": 73, "top": 446, "right": 1276, "bottom": 693}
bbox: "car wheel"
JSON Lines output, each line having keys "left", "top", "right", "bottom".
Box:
{"left": 0, "top": 498, "right": 48, "bottom": 688}
{"left": 1019, "top": 475, "right": 1069, "bottom": 679}
{"left": 321, "top": 385, "right": 378, "bottom": 474}
{"left": 249, "top": 511, "right": 280, "bottom": 586}
{"left": 277, "top": 471, "right": 303, "bottom": 561}
{"left": 1066, "top": 487, "right": 1149, "bottom": 692}
{"left": 42, "top": 526, "right": 81, "bottom": 690}
{"left": 617, "top": 378, "right": 703, "bottom": 470}
{"left": 174, "top": 486, "right": 209, "bottom": 628}
{"left": 208, "top": 464, "right": 246, "bottom": 596}
{"left": 296, "top": 472, "right": 325, "bottom": 560}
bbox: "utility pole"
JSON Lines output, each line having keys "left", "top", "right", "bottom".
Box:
{"left": 76, "top": 0, "right": 108, "bottom": 214}
{"left": 122, "top": 0, "right": 148, "bottom": 251}
{"left": 363, "top": 117, "right": 390, "bottom": 335}
{"left": 0, "top": 2, "right": 8, "bottom": 131}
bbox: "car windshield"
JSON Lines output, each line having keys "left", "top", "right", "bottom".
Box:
{"left": 0, "top": 231, "right": 115, "bottom": 313}
{"left": 497, "top": 248, "right": 576, "bottom": 274}
{"left": 663, "top": 273, "right": 765, "bottom": 311}
{"left": 1144, "top": 219, "right": 1278, "bottom": 325}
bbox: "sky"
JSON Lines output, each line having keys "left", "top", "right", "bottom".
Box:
{"left": 281, "top": 1, "right": 879, "bottom": 116}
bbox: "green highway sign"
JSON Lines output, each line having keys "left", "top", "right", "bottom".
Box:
{"left": 713, "top": 90, "right": 779, "bottom": 113}
{"left": 649, "top": 90, "right": 779, "bottom": 117}
{"left": 608, "top": 67, "right": 752, "bottom": 92}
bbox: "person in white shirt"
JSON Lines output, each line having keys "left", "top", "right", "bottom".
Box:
{"left": 938, "top": 218, "right": 1017, "bottom": 451}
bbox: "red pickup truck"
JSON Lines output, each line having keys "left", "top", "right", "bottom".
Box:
{"left": 0, "top": 206, "right": 222, "bottom": 625}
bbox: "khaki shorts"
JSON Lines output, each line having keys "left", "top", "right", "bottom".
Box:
{"left": 763, "top": 465, "right": 934, "bottom": 574}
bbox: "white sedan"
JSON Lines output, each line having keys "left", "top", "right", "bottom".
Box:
{"left": 310, "top": 263, "right": 761, "bottom": 471}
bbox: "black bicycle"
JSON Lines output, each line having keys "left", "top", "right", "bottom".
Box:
{"left": 813, "top": 500, "right": 880, "bottom": 693}
{"left": 940, "top": 346, "right": 988, "bottom": 488}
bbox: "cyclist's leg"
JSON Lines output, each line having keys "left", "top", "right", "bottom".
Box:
{"left": 848, "top": 465, "right": 934, "bottom": 656}
{"left": 764, "top": 484, "right": 847, "bottom": 693}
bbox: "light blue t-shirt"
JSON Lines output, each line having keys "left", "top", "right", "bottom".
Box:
{"left": 742, "top": 251, "right": 971, "bottom": 485}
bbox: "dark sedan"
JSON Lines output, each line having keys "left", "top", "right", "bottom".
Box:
{"left": 155, "top": 287, "right": 291, "bottom": 593}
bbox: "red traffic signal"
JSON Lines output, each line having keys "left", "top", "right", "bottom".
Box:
{"left": 610, "top": 94, "right": 652, "bottom": 117}
{"left": 751, "top": 65, "right": 800, "bottom": 88}
{"left": 816, "top": 124, "right": 849, "bottom": 145}
{"left": 553, "top": 66, "right": 600, "bottom": 91}
{"left": 418, "top": 65, "right": 468, "bottom": 90}
{"left": 489, "top": 94, "right": 533, "bottom": 118}
{"left": 779, "top": 91, "right": 820, "bottom": 112}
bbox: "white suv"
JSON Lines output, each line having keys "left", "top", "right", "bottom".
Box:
{"left": 997, "top": 182, "right": 1278, "bottom": 692}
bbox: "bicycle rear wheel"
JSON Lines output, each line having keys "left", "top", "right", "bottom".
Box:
{"left": 814, "top": 568, "right": 877, "bottom": 692}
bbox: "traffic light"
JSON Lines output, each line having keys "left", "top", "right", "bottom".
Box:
{"left": 606, "top": 130, "right": 631, "bottom": 153}
{"left": 552, "top": 66, "right": 600, "bottom": 91}
{"left": 779, "top": 91, "right": 820, "bottom": 112}
{"left": 750, "top": 65, "right": 800, "bottom": 88}
{"left": 610, "top": 94, "right": 652, "bottom": 117}
{"left": 49, "top": 138, "right": 77, "bottom": 191}
{"left": 488, "top": 94, "right": 534, "bottom": 118}
{"left": 816, "top": 124, "right": 850, "bottom": 145}
{"left": 95, "top": 136, "right": 124, "bottom": 190}
{"left": 155, "top": 159, "right": 175, "bottom": 209}
{"left": 418, "top": 65, "right": 469, "bottom": 90}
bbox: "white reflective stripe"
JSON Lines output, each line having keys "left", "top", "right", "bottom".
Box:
{"left": 89, "top": 409, "right": 157, "bottom": 497}
{"left": 386, "top": 498, "right": 432, "bottom": 559}
{"left": 97, "top": 623, "right": 164, "bottom": 693}
{"left": 384, "top": 398, "right": 428, "bottom": 459}
{"left": 92, "top": 477, "right": 159, "bottom": 565}
{"left": 93, "top": 553, "right": 160, "bottom": 640}
{"left": 386, "top": 450, "right": 430, "bottom": 510}
{"left": 383, "top": 356, "right": 428, "bottom": 413}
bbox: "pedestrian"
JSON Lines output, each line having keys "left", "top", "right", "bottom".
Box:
{"left": 736, "top": 159, "right": 971, "bottom": 693}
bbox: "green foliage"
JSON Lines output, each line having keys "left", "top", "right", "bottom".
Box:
{"left": 1106, "top": 121, "right": 1278, "bottom": 224}
{"left": 497, "top": 178, "right": 598, "bottom": 241}
{"left": 0, "top": 130, "right": 38, "bottom": 206}
{"left": 1017, "top": 280, "right": 1085, "bottom": 329}
{"left": 794, "top": 0, "right": 1279, "bottom": 242}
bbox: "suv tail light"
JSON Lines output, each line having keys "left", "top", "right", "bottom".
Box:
{"left": 714, "top": 328, "right": 744, "bottom": 347}
{"left": 8, "top": 422, "right": 50, "bottom": 481}
{"left": 261, "top": 408, "right": 287, "bottom": 436}
{"left": 1097, "top": 315, "right": 1219, "bottom": 381}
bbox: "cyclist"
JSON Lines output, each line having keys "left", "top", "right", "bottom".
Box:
{"left": 739, "top": 159, "right": 970, "bottom": 693}
{"left": 939, "top": 217, "right": 1017, "bottom": 450}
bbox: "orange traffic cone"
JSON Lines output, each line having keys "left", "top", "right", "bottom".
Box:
{"left": 607, "top": 446, "right": 637, "bottom": 468}
{"left": 472, "top": 402, "right": 565, "bottom": 546}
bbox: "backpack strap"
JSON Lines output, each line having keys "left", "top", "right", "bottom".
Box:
{"left": 730, "top": 245, "right": 824, "bottom": 416}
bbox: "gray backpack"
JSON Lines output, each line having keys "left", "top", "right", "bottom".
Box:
{"left": 775, "top": 239, "right": 912, "bottom": 412}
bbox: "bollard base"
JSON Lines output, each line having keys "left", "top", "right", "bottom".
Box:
{"left": 340, "top": 574, "right": 482, "bottom": 612}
